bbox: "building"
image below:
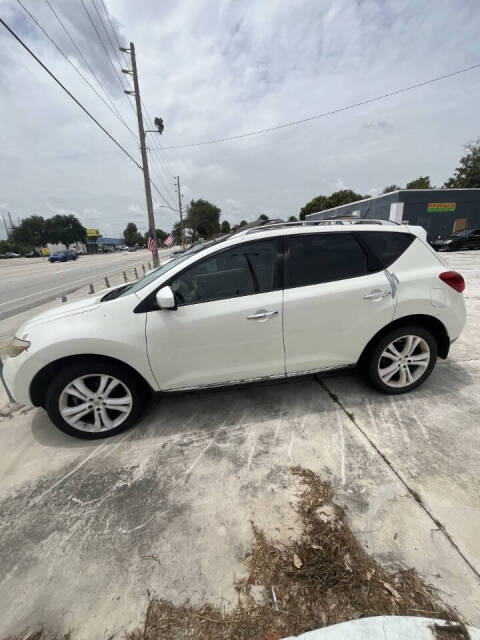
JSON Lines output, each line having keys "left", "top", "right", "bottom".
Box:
{"left": 305, "top": 189, "right": 480, "bottom": 242}
{"left": 98, "top": 237, "right": 124, "bottom": 252}
{"left": 85, "top": 228, "right": 101, "bottom": 253}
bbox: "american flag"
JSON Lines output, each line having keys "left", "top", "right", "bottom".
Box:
{"left": 147, "top": 230, "right": 158, "bottom": 256}
{"left": 164, "top": 235, "right": 174, "bottom": 247}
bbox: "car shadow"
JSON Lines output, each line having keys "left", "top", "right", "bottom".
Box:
{"left": 29, "top": 359, "right": 475, "bottom": 449}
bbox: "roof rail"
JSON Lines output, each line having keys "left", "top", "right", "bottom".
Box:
{"left": 245, "top": 218, "right": 399, "bottom": 234}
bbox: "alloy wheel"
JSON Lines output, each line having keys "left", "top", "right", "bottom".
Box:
{"left": 378, "top": 335, "right": 430, "bottom": 388}
{"left": 58, "top": 374, "right": 133, "bottom": 433}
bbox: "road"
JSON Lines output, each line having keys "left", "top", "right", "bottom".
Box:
{"left": 0, "top": 249, "right": 171, "bottom": 320}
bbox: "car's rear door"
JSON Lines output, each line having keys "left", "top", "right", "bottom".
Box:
{"left": 283, "top": 231, "right": 399, "bottom": 374}
{"left": 146, "top": 238, "right": 285, "bottom": 390}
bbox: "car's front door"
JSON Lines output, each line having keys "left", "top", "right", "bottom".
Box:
{"left": 283, "top": 231, "right": 398, "bottom": 374}
{"left": 145, "top": 238, "right": 285, "bottom": 390}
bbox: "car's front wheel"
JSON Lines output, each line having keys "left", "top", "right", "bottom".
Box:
{"left": 367, "top": 326, "right": 438, "bottom": 394}
{"left": 45, "top": 361, "right": 147, "bottom": 438}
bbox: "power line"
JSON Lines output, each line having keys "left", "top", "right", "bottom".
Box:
{"left": 82, "top": 0, "right": 176, "bottom": 209}
{"left": 90, "top": 0, "right": 126, "bottom": 81}
{"left": 1, "top": 17, "right": 142, "bottom": 169}
{"left": 79, "top": 0, "right": 136, "bottom": 118}
{"left": 162, "top": 62, "right": 480, "bottom": 150}
{"left": 16, "top": 0, "right": 139, "bottom": 145}
{"left": 96, "top": 1, "right": 177, "bottom": 192}
{"left": 44, "top": 0, "right": 132, "bottom": 134}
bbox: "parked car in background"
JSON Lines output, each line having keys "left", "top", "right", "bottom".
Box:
{"left": 127, "top": 246, "right": 137, "bottom": 252}
{"left": 25, "top": 249, "right": 43, "bottom": 258}
{"left": 48, "top": 250, "right": 78, "bottom": 263}
{"left": 431, "top": 229, "right": 480, "bottom": 251}
{"left": 0, "top": 251, "right": 21, "bottom": 259}
{"left": 3, "top": 220, "right": 466, "bottom": 440}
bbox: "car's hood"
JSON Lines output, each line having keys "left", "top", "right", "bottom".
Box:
{"left": 18, "top": 295, "right": 103, "bottom": 333}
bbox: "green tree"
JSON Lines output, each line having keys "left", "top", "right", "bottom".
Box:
{"left": 123, "top": 222, "right": 139, "bottom": 247}
{"left": 186, "top": 199, "right": 221, "bottom": 240}
{"left": 288, "top": 216, "right": 298, "bottom": 222}
{"left": 444, "top": 138, "right": 480, "bottom": 188}
{"left": 155, "top": 228, "right": 168, "bottom": 244}
{"left": 172, "top": 221, "right": 183, "bottom": 245}
{"left": 382, "top": 184, "right": 401, "bottom": 194}
{"left": 406, "top": 176, "right": 432, "bottom": 189}
{"left": 221, "top": 220, "right": 231, "bottom": 234}
{"left": 299, "top": 190, "right": 365, "bottom": 220}
{"left": 238, "top": 220, "right": 248, "bottom": 227}
{"left": 299, "top": 195, "right": 327, "bottom": 220}
{"left": 46, "top": 214, "right": 86, "bottom": 249}
{"left": 258, "top": 214, "right": 269, "bottom": 221}
{"left": 10, "top": 215, "right": 48, "bottom": 249}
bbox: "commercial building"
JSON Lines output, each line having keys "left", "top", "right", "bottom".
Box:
{"left": 305, "top": 189, "right": 480, "bottom": 242}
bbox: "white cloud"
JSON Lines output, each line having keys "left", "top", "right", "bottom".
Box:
{"left": 1, "top": 0, "right": 479, "bottom": 239}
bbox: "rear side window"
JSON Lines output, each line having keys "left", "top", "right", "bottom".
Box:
{"left": 355, "top": 231, "right": 414, "bottom": 269}
{"left": 285, "top": 233, "right": 368, "bottom": 288}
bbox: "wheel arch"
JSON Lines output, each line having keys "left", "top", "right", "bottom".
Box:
{"left": 358, "top": 314, "right": 450, "bottom": 368}
{"left": 30, "top": 354, "right": 153, "bottom": 408}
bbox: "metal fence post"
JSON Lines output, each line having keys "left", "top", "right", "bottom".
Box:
{"left": 89, "top": 284, "right": 95, "bottom": 294}
{"left": 142, "top": 264, "right": 146, "bottom": 275}
{"left": 134, "top": 267, "right": 138, "bottom": 279}
{"left": 148, "top": 261, "right": 151, "bottom": 270}
{"left": 104, "top": 277, "right": 110, "bottom": 288}
{"left": 123, "top": 271, "right": 128, "bottom": 282}
{"left": 61, "top": 295, "right": 67, "bottom": 303}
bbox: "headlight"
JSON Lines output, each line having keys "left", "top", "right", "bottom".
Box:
{"left": 6, "top": 337, "right": 31, "bottom": 357}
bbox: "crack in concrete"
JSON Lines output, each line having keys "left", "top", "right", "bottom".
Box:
{"left": 316, "top": 377, "right": 480, "bottom": 583}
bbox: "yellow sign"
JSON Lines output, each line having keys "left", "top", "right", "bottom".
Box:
{"left": 86, "top": 228, "right": 100, "bottom": 237}
{"left": 41, "top": 247, "right": 50, "bottom": 256}
{"left": 427, "top": 202, "right": 456, "bottom": 212}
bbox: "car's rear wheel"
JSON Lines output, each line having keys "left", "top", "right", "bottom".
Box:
{"left": 45, "top": 361, "right": 146, "bottom": 439}
{"left": 367, "top": 326, "right": 437, "bottom": 394}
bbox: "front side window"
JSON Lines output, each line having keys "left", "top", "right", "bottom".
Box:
{"left": 170, "top": 240, "right": 278, "bottom": 305}
{"left": 285, "top": 233, "right": 368, "bottom": 288}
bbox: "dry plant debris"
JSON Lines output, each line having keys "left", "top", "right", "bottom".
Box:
{"left": 125, "top": 466, "right": 461, "bottom": 640}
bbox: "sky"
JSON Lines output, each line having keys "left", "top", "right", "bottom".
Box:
{"left": 1, "top": 0, "right": 480, "bottom": 239}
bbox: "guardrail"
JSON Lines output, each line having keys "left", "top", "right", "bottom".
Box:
{"left": 59, "top": 259, "right": 153, "bottom": 303}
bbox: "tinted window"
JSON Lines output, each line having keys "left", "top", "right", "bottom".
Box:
{"left": 356, "top": 231, "right": 414, "bottom": 269}
{"left": 171, "top": 240, "right": 277, "bottom": 305}
{"left": 285, "top": 233, "right": 368, "bottom": 288}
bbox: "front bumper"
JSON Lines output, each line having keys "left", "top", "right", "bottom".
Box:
{"left": 1, "top": 354, "right": 32, "bottom": 405}
{"left": 0, "top": 359, "right": 15, "bottom": 402}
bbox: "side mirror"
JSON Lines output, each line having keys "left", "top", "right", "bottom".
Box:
{"left": 156, "top": 286, "right": 176, "bottom": 310}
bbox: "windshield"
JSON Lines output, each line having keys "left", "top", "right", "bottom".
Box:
{"left": 456, "top": 229, "right": 471, "bottom": 237}
{"left": 116, "top": 252, "right": 197, "bottom": 298}
{"left": 114, "top": 235, "right": 236, "bottom": 299}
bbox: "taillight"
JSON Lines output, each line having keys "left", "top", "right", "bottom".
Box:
{"left": 439, "top": 271, "right": 465, "bottom": 293}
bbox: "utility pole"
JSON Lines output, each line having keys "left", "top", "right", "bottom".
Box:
{"left": 8, "top": 211, "right": 15, "bottom": 231}
{"left": 176, "top": 176, "right": 186, "bottom": 248}
{"left": 3, "top": 215, "right": 9, "bottom": 238}
{"left": 122, "top": 42, "right": 158, "bottom": 266}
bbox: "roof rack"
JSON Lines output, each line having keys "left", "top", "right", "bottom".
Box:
{"left": 245, "top": 218, "right": 399, "bottom": 234}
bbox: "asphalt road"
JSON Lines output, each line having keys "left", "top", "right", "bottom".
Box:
{"left": 0, "top": 249, "right": 170, "bottom": 321}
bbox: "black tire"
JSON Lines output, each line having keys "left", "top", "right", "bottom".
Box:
{"left": 366, "top": 326, "right": 438, "bottom": 394}
{"left": 45, "top": 360, "right": 147, "bottom": 439}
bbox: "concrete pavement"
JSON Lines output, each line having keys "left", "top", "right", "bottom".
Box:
{"left": 0, "top": 251, "right": 479, "bottom": 638}
{"left": 0, "top": 249, "right": 170, "bottom": 320}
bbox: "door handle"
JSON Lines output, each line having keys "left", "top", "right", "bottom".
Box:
{"left": 364, "top": 290, "right": 391, "bottom": 300}
{"left": 247, "top": 310, "right": 279, "bottom": 320}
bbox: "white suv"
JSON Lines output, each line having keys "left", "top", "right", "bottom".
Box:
{"left": 2, "top": 221, "right": 466, "bottom": 439}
